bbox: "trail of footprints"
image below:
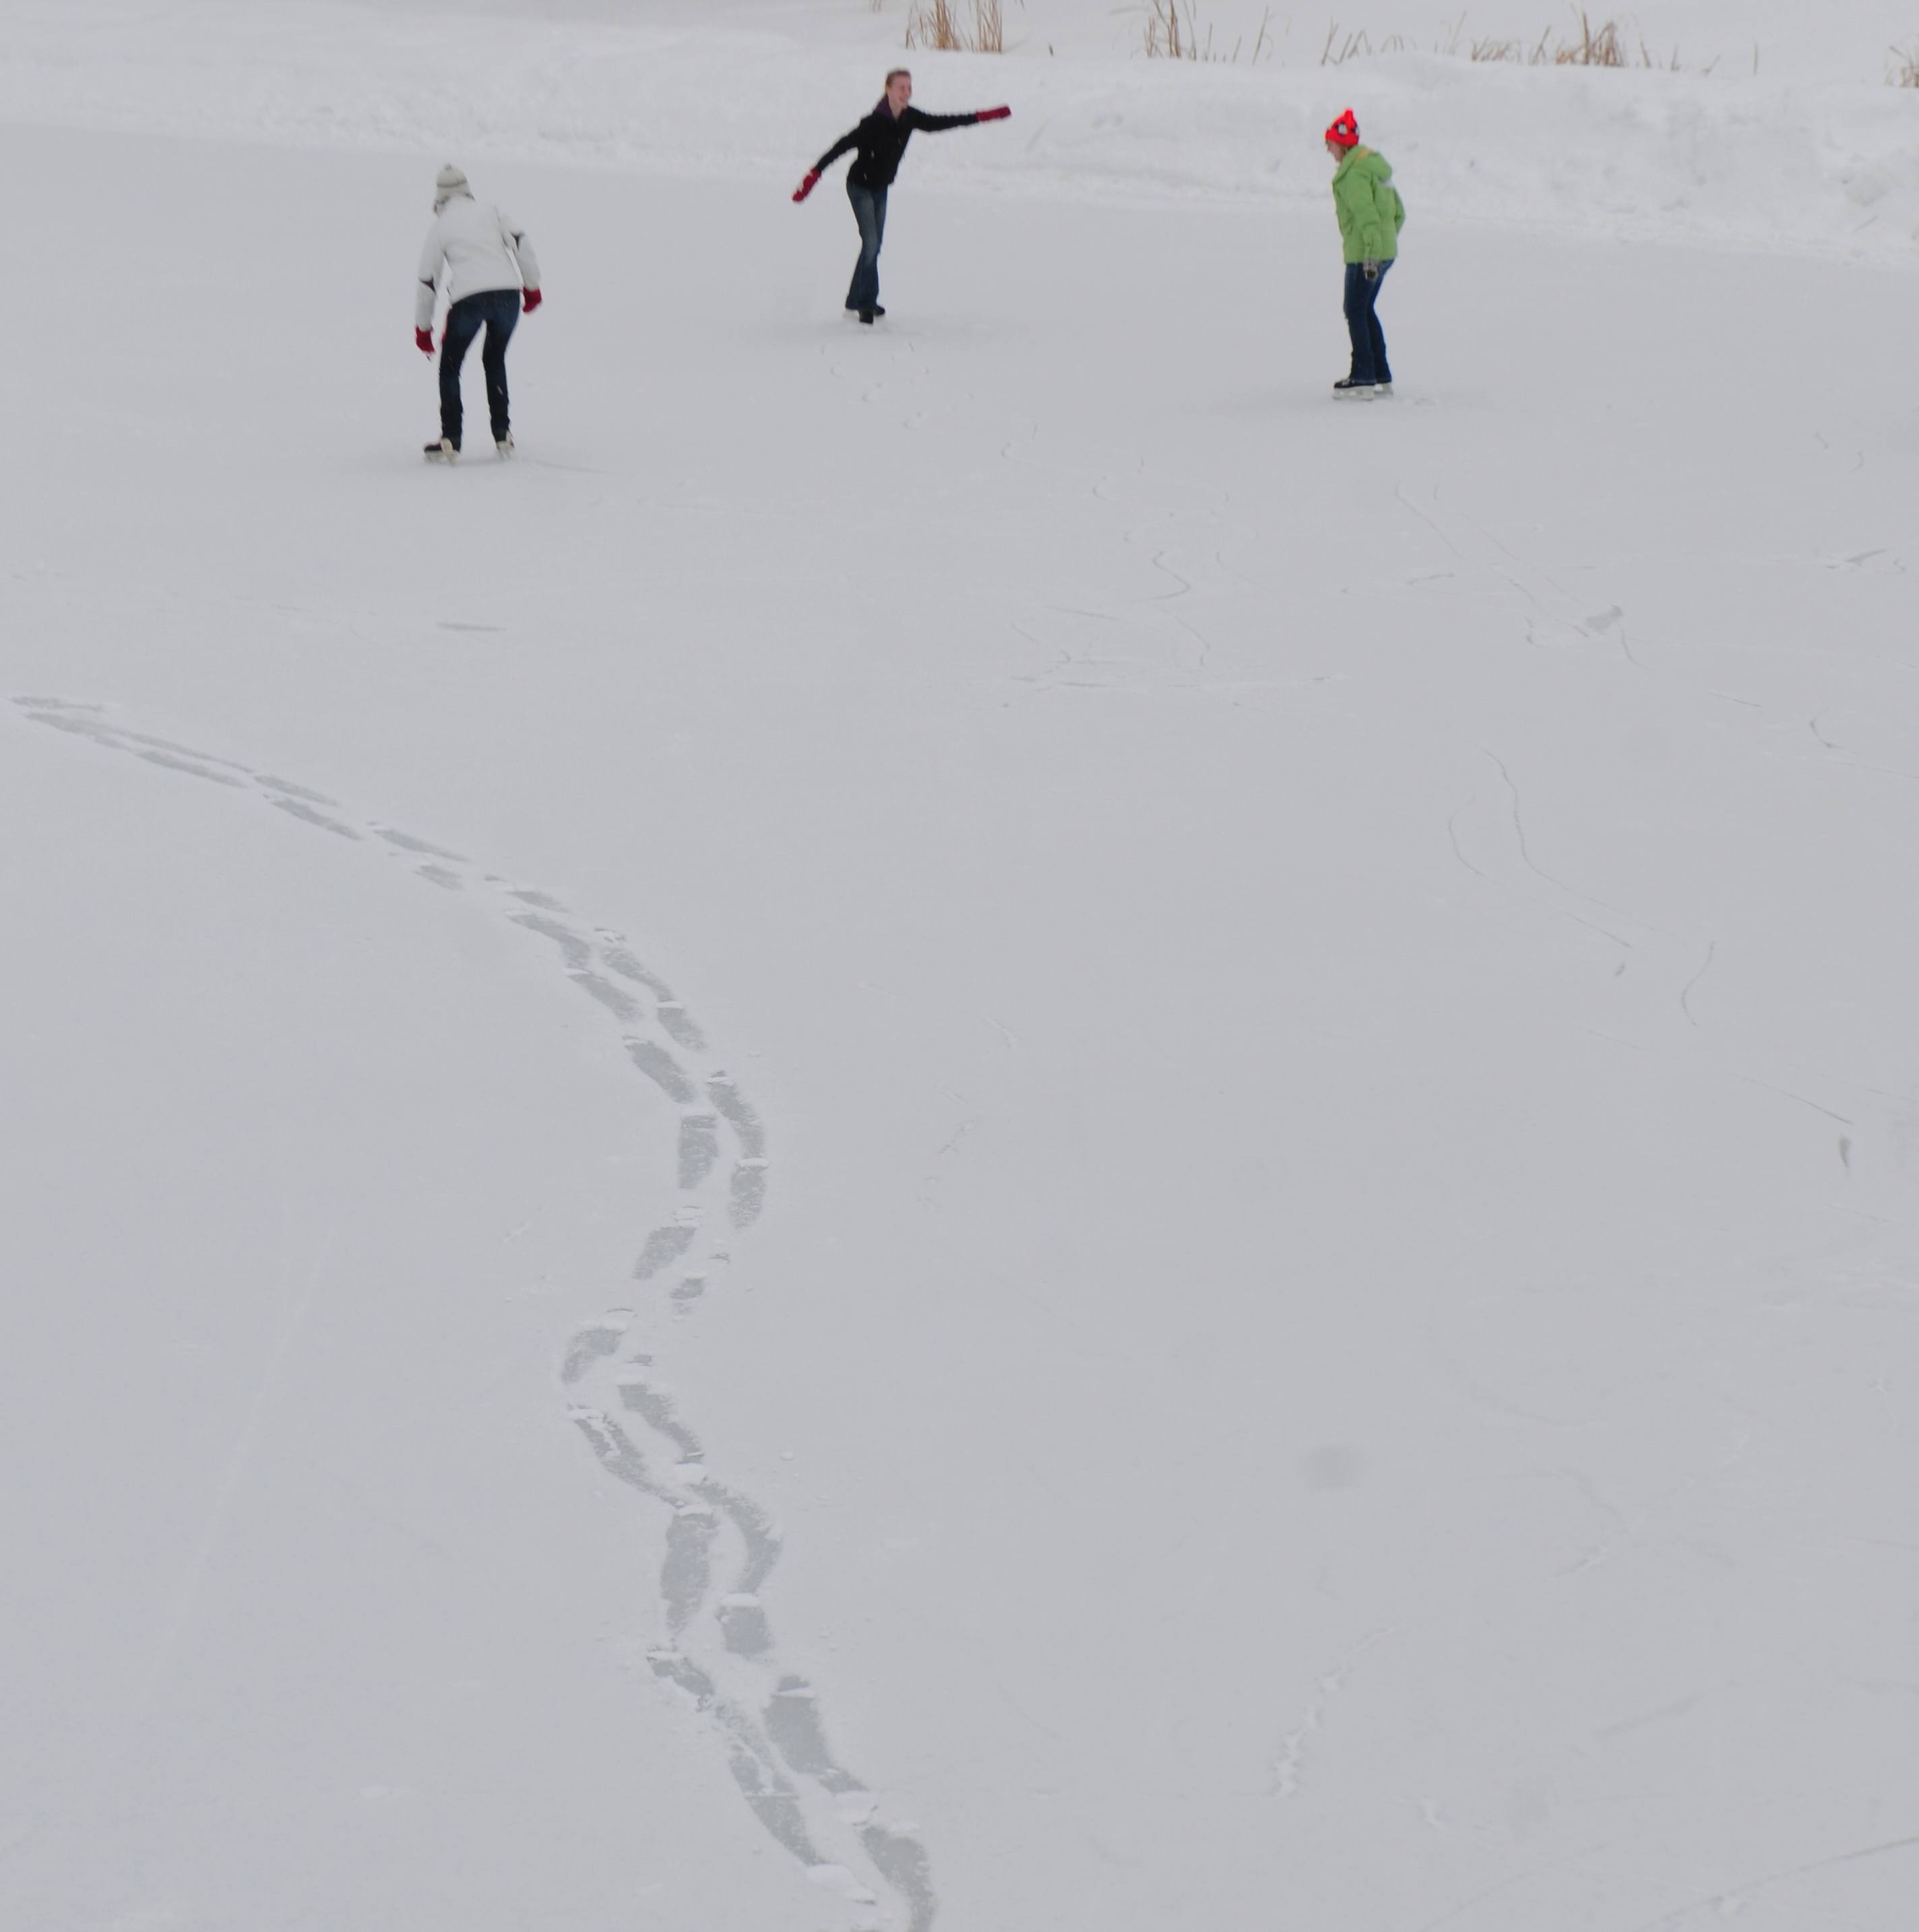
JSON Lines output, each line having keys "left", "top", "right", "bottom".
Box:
{"left": 14, "top": 696, "right": 935, "bottom": 1932}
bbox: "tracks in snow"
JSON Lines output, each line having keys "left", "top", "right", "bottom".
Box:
{"left": 12, "top": 694, "right": 935, "bottom": 1932}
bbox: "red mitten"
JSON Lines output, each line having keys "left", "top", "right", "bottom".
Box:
{"left": 976, "top": 105, "right": 1011, "bottom": 121}
{"left": 414, "top": 327, "right": 435, "bottom": 355}
{"left": 522, "top": 287, "right": 543, "bottom": 313}
{"left": 792, "top": 169, "right": 821, "bottom": 204}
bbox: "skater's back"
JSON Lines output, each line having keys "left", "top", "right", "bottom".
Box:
{"left": 416, "top": 174, "right": 540, "bottom": 325}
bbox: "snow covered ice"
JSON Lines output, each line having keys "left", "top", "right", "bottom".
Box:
{"left": 1, "top": 3, "right": 1917, "bottom": 1930}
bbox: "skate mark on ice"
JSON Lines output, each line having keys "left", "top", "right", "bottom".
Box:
{"left": 627, "top": 1039, "right": 697, "bottom": 1104}
{"left": 561, "top": 1311, "right": 632, "bottom": 1385}
{"left": 255, "top": 775, "right": 339, "bottom": 805}
{"left": 763, "top": 1681, "right": 937, "bottom": 1930}
{"left": 633, "top": 1222, "right": 699, "bottom": 1281}
{"left": 570, "top": 1407, "right": 677, "bottom": 1505}
{"left": 15, "top": 702, "right": 253, "bottom": 789}
{"left": 720, "top": 1592, "right": 775, "bottom": 1658}
{"left": 604, "top": 943, "right": 710, "bottom": 1049}
{"left": 602, "top": 943, "right": 674, "bottom": 999}
{"left": 1678, "top": 940, "right": 1717, "bottom": 1028}
{"left": 510, "top": 912, "right": 593, "bottom": 971}
{"left": 678, "top": 1115, "right": 720, "bottom": 1189}
{"left": 615, "top": 1371, "right": 704, "bottom": 1462}
{"left": 1617, "top": 1830, "right": 1919, "bottom": 1932}
{"left": 727, "top": 1738, "right": 833, "bottom": 1872}
{"left": 1445, "top": 749, "right": 1657, "bottom": 958}
{"left": 654, "top": 1000, "right": 707, "bottom": 1051}
{"left": 22, "top": 708, "right": 116, "bottom": 741}
{"left": 121, "top": 730, "right": 255, "bottom": 774}
{"left": 661, "top": 1506, "right": 720, "bottom": 1636}
{"left": 707, "top": 1479, "right": 782, "bottom": 1596}
{"left": 135, "top": 749, "right": 249, "bottom": 786}
{"left": 1393, "top": 482, "right": 1590, "bottom": 650}
{"left": 375, "top": 826, "right": 467, "bottom": 861}
{"left": 1267, "top": 1627, "right": 1395, "bottom": 1799}
{"left": 706, "top": 1073, "right": 765, "bottom": 1159}
{"left": 269, "top": 797, "right": 361, "bottom": 839}
{"left": 648, "top": 1651, "right": 868, "bottom": 1893}
{"left": 861, "top": 1824, "right": 937, "bottom": 1932}
{"left": 731, "top": 1160, "right": 769, "bottom": 1227}
{"left": 570, "top": 970, "right": 642, "bottom": 1024}
{"left": 767, "top": 1679, "right": 869, "bottom": 1795}
{"left": 11, "top": 694, "right": 937, "bottom": 1932}
{"left": 1479, "top": 749, "right": 1637, "bottom": 945}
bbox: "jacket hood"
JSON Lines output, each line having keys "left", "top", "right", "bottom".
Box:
{"left": 1338, "top": 146, "right": 1393, "bottom": 184}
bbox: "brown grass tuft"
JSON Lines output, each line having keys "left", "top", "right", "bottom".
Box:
{"left": 1891, "top": 40, "right": 1919, "bottom": 86}
{"left": 1148, "top": 0, "right": 1275, "bottom": 63}
{"left": 1322, "top": 23, "right": 1407, "bottom": 66}
{"left": 904, "top": 0, "right": 1005, "bottom": 53}
{"left": 1427, "top": 11, "right": 1695, "bottom": 70}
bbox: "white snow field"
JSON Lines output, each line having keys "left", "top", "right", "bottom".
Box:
{"left": 2, "top": 5, "right": 1917, "bottom": 1931}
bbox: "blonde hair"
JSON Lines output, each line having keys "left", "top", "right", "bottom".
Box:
{"left": 885, "top": 68, "right": 912, "bottom": 87}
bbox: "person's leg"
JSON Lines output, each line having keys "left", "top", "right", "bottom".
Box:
{"left": 1369, "top": 260, "right": 1392, "bottom": 385}
{"left": 870, "top": 188, "right": 887, "bottom": 309}
{"left": 846, "top": 184, "right": 873, "bottom": 310}
{"left": 439, "top": 296, "right": 484, "bottom": 445}
{"left": 846, "top": 183, "right": 881, "bottom": 312}
{"left": 480, "top": 290, "right": 520, "bottom": 441}
{"left": 1341, "top": 264, "right": 1378, "bottom": 384}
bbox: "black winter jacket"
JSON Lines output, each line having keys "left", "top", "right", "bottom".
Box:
{"left": 814, "top": 102, "right": 981, "bottom": 189}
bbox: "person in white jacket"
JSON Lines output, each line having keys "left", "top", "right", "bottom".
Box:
{"left": 414, "top": 165, "right": 542, "bottom": 461}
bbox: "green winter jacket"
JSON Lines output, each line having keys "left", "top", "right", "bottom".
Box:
{"left": 1331, "top": 146, "right": 1405, "bottom": 264}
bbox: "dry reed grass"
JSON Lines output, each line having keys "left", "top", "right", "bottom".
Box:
{"left": 1321, "top": 26, "right": 1408, "bottom": 65}
{"left": 904, "top": 0, "right": 1005, "bottom": 53}
{"left": 1891, "top": 41, "right": 1919, "bottom": 86}
{"left": 1147, "top": 0, "right": 1274, "bottom": 63}
{"left": 1324, "top": 11, "right": 1698, "bottom": 70}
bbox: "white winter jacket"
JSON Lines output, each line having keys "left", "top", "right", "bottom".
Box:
{"left": 415, "top": 194, "right": 540, "bottom": 330}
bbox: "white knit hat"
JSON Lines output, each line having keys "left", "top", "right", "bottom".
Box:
{"left": 433, "top": 164, "right": 472, "bottom": 212}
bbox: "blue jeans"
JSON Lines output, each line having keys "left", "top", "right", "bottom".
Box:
{"left": 846, "top": 183, "right": 888, "bottom": 312}
{"left": 441, "top": 288, "right": 520, "bottom": 444}
{"left": 1342, "top": 260, "right": 1393, "bottom": 384}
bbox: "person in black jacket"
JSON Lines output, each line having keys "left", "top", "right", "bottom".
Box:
{"left": 793, "top": 70, "right": 1009, "bottom": 323}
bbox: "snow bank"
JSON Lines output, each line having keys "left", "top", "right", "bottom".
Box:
{"left": 1, "top": 0, "right": 1916, "bottom": 261}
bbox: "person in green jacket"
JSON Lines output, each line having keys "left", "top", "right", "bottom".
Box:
{"left": 1325, "top": 109, "right": 1406, "bottom": 396}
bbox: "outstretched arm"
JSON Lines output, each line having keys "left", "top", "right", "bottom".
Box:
{"left": 811, "top": 127, "right": 863, "bottom": 175}
{"left": 795, "top": 124, "right": 864, "bottom": 201}
{"left": 904, "top": 106, "right": 1010, "bottom": 132}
